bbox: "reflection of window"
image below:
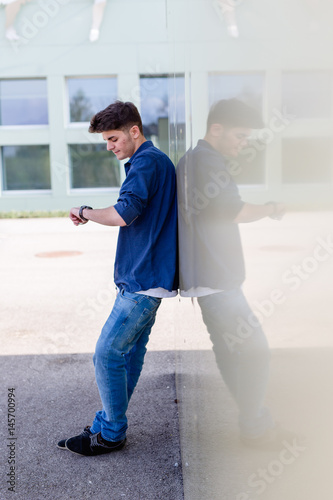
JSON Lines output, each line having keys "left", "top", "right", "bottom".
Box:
{"left": 2, "top": 145, "right": 51, "bottom": 191}
{"left": 0, "top": 79, "right": 48, "bottom": 126}
{"left": 68, "top": 77, "right": 117, "bottom": 123}
{"left": 209, "top": 73, "right": 265, "bottom": 184}
{"left": 282, "top": 72, "right": 331, "bottom": 119}
{"left": 139, "top": 75, "right": 186, "bottom": 160}
{"left": 209, "top": 73, "right": 264, "bottom": 110}
{"left": 282, "top": 137, "right": 332, "bottom": 184}
{"left": 69, "top": 144, "right": 120, "bottom": 189}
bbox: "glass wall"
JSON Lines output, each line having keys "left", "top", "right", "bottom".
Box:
{"left": 209, "top": 73, "right": 265, "bottom": 185}
{"left": 140, "top": 74, "right": 186, "bottom": 163}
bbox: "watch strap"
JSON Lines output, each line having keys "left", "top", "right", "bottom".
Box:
{"left": 79, "top": 205, "right": 93, "bottom": 222}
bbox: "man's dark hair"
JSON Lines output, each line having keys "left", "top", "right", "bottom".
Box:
{"left": 207, "top": 98, "right": 264, "bottom": 130}
{"left": 89, "top": 100, "right": 143, "bottom": 134}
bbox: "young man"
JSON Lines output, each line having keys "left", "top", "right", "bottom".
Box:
{"left": 177, "top": 99, "right": 291, "bottom": 449}
{"left": 58, "top": 101, "right": 178, "bottom": 456}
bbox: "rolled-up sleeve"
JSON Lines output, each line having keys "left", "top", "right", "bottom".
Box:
{"left": 114, "top": 156, "right": 157, "bottom": 226}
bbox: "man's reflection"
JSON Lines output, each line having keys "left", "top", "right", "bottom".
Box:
{"left": 177, "top": 99, "right": 291, "bottom": 449}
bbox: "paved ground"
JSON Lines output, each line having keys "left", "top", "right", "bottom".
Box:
{"left": 0, "top": 218, "right": 182, "bottom": 500}
{"left": 1, "top": 213, "right": 333, "bottom": 500}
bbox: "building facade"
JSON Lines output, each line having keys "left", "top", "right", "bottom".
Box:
{"left": 0, "top": 0, "right": 332, "bottom": 212}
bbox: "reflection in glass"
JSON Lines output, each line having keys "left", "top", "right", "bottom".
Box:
{"left": 0, "top": 79, "right": 48, "bottom": 126}
{"left": 68, "top": 77, "right": 117, "bottom": 123}
{"left": 209, "top": 73, "right": 264, "bottom": 110}
{"left": 282, "top": 137, "right": 332, "bottom": 184}
{"left": 140, "top": 75, "right": 186, "bottom": 162}
{"left": 69, "top": 143, "right": 120, "bottom": 189}
{"left": 282, "top": 71, "right": 332, "bottom": 119}
{"left": 2, "top": 145, "right": 51, "bottom": 190}
{"left": 209, "top": 73, "right": 265, "bottom": 184}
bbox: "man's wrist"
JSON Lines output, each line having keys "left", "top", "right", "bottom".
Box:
{"left": 265, "top": 201, "right": 280, "bottom": 220}
{"left": 79, "top": 205, "right": 93, "bottom": 222}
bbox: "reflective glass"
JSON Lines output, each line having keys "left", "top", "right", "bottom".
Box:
{"left": 209, "top": 73, "right": 265, "bottom": 184}
{"left": 209, "top": 73, "right": 264, "bottom": 110}
{"left": 69, "top": 143, "right": 120, "bottom": 189}
{"left": 140, "top": 75, "right": 186, "bottom": 160}
{"left": 282, "top": 137, "right": 332, "bottom": 183}
{"left": 282, "top": 72, "right": 331, "bottom": 119}
{"left": 68, "top": 77, "right": 118, "bottom": 122}
{"left": 0, "top": 79, "right": 48, "bottom": 126}
{"left": 2, "top": 145, "right": 51, "bottom": 190}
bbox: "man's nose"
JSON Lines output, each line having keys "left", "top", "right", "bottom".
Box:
{"left": 107, "top": 141, "right": 114, "bottom": 151}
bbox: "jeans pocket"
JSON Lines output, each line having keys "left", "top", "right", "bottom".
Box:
{"left": 120, "top": 289, "right": 138, "bottom": 303}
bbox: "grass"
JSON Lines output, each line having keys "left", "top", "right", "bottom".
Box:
{"left": 0, "top": 210, "right": 69, "bottom": 219}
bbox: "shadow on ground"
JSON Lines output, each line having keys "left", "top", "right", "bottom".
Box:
{"left": 0, "top": 352, "right": 183, "bottom": 500}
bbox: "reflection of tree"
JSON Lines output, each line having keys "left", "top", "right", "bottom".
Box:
{"left": 70, "top": 144, "right": 120, "bottom": 189}
{"left": 4, "top": 145, "right": 50, "bottom": 190}
{"left": 70, "top": 90, "right": 93, "bottom": 122}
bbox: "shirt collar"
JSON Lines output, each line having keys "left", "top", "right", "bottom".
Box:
{"left": 125, "top": 140, "right": 154, "bottom": 168}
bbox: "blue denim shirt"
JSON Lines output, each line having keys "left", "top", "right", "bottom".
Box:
{"left": 113, "top": 141, "right": 178, "bottom": 293}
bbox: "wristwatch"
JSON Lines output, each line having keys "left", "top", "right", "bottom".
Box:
{"left": 265, "top": 201, "right": 281, "bottom": 220}
{"left": 79, "top": 205, "right": 93, "bottom": 222}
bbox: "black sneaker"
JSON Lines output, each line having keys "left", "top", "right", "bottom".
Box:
{"left": 65, "top": 431, "right": 126, "bottom": 456}
{"left": 57, "top": 426, "right": 92, "bottom": 450}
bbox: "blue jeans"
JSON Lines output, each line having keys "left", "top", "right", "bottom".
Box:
{"left": 90, "top": 289, "right": 161, "bottom": 442}
{"left": 198, "top": 288, "right": 274, "bottom": 438}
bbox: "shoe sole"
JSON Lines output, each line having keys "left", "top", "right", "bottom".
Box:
{"left": 57, "top": 441, "right": 67, "bottom": 450}
{"left": 65, "top": 438, "right": 126, "bottom": 456}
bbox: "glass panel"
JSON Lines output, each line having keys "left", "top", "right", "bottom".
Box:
{"left": 209, "top": 73, "right": 265, "bottom": 184}
{"left": 68, "top": 77, "right": 118, "bottom": 122}
{"left": 282, "top": 71, "right": 331, "bottom": 119}
{"left": 2, "top": 145, "right": 51, "bottom": 190}
{"left": 209, "top": 73, "right": 264, "bottom": 110}
{"left": 229, "top": 141, "right": 266, "bottom": 185}
{"left": 69, "top": 143, "right": 121, "bottom": 189}
{"left": 282, "top": 137, "right": 332, "bottom": 183}
{"left": 0, "top": 79, "right": 48, "bottom": 126}
{"left": 140, "top": 75, "right": 186, "bottom": 161}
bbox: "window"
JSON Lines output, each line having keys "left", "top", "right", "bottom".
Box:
{"left": 0, "top": 79, "right": 48, "bottom": 126}
{"left": 2, "top": 145, "right": 51, "bottom": 191}
{"left": 140, "top": 75, "right": 186, "bottom": 161}
{"left": 69, "top": 143, "right": 120, "bottom": 189}
{"left": 282, "top": 137, "right": 332, "bottom": 184}
{"left": 68, "top": 77, "right": 117, "bottom": 123}
{"left": 282, "top": 71, "right": 332, "bottom": 119}
{"left": 209, "top": 73, "right": 264, "bottom": 110}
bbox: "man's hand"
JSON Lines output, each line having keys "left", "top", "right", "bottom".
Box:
{"left": 233, "top": 201, "right": 286, "bottom": 223}
{"left": 266, "top": 201, "right": 285, "bottom": 220}
{"left": 69, "top": 207, "right": 87, "bottom": 226}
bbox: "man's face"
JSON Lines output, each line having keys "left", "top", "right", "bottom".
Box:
{"left": 215, "top": 126, "right": 252, "bottom": 157}
{"left": 102, "top": 128, "right": 136, "bottom": 161}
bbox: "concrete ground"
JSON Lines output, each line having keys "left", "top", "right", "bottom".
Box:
{"left": 1, "top": 212, "right": 333, "bottom": 499}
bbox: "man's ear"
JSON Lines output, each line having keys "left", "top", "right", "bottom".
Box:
{"left": 130, "top": 125, "right": 141, "bottom": 139}
{"left": 210, "top": 123, "right": 224, "bottom": 137}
